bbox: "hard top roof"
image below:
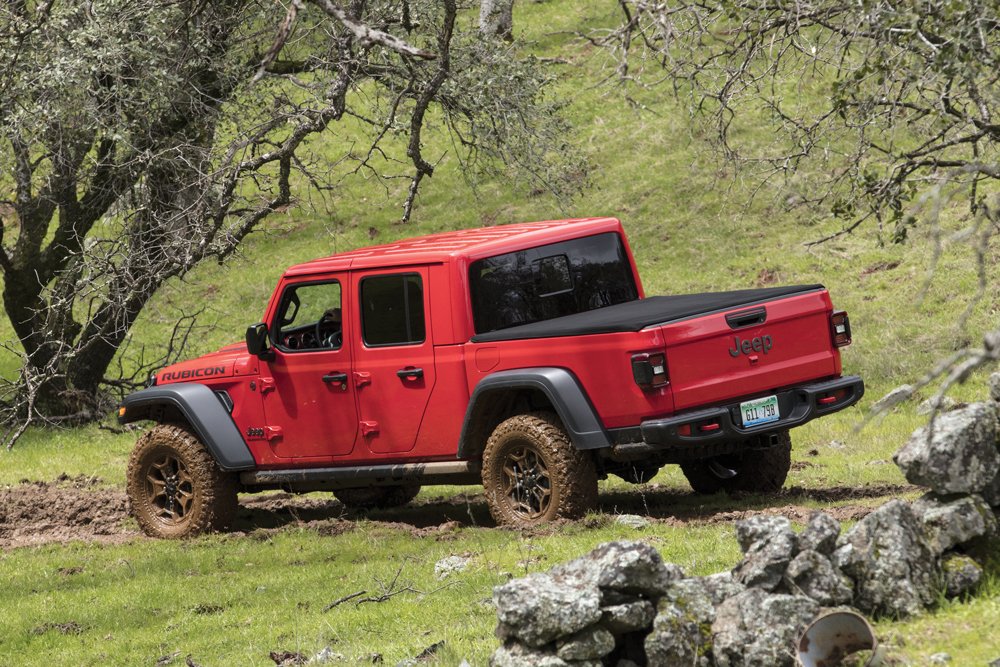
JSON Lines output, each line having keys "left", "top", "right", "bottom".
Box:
{"left": 283, "top": 217, "right": 623, "bottom": 277}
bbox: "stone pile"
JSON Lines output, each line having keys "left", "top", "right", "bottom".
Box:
{"left": 490, "top": 373, "right": 1000, "bottom": 666}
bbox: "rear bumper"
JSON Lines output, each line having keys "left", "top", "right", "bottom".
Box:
{"left": 638, "top": 375, "right": 864, "bottom": 448}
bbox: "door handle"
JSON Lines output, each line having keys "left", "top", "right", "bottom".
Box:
{"left": 396, "top": 367, "right": 424, "bottom": 380}
{"left": 322, "top": 372, "right": 349, "bottom": 384}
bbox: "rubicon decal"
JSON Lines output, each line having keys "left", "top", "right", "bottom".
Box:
{"left": 729, "top": 335, "right": 773, "bottom": 357}
{"left": 161, "top": 366, "right": 227, "bottom": 381}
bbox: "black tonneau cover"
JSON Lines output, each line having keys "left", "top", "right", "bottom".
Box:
{"left": 470, "top": 284, "right": 824, "bottom": 343}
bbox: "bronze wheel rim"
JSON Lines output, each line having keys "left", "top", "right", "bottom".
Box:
{"left": 145, "top": 452, "right": 195, "bottom": 524}
{"left": 500, "top": 444, "right": 551, "bottom": 520}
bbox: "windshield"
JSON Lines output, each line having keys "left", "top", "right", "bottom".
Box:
{"left": 469, "top": 232, "right": 638, "bottom": 334}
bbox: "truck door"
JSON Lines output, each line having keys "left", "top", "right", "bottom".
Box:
{"left": 262, "top": 275, "right": 358, "bottom": 459}
{"left": 351, "top": 267, "right": 436, "bottom": 454}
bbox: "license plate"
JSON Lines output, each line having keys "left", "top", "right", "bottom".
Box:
{"left": 741, "top": 395, "right": 779, "bottom": 427}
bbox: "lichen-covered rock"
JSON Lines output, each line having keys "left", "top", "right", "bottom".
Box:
{"left": 701, "top": 571, "right": 746, "bottom": 605}
{"left": 989, "top": 371, "right": 1000, "bottom": 403}
{"left": 912, "top": 493, "right": 998, "bottom": 555}
{"left": 917, "top": 395, "right": 958, "bottom": 415}
{"left": 732, "top": 516, "right": 797, "bottom": 591}
{"left": 643, "top": 597, "right": 711, "bottom": 667}
{"left": 797, "top": 511, "right": 841, "bottom": 555}
{"left": 782, "top": 549, "right": 852, "bottom": 606}
{"left": 556, "top": 626, "right": 615, "bottom": 661}
{"left": 832, "top": 500, "right": 938, "bottom": 617}
{"left": 872, "top": 384, "right": 914, "bottom": 413}
{"left": 893, "top": 402, "right": 1000, "bottom": 495}
{"left": 941, "top": 554, "right": 982, "bottom": 598}
{"left": 493, "top": 572, "right": 602, "bottom": 647}
{"left": 551, "top": 541, "right": 681, "bottom": 598}
{"left": 711, "top": 588, "right": 818, "bottom": 667}
{"left": 600, "top": 600, "right": 656, "bottom": 634}
{"left": 665, "top": 577, "right": 716, "bottom": 626}
{"left": 982, "top": 471, "right": 1000, "bottom": 508}
{"left": 489, "top": 642, "right": 568, "bottom": 667}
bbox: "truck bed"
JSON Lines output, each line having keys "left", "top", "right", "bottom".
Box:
{"left": 470, "top": 284, "right": 824, "bottom": 342}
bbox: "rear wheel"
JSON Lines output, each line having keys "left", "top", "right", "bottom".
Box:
{"left": 482, "top": 412, "right": 598, "bottom": 526}
{"left": 680, "top": 431, "right": 792, "bottom": 495}
{"left": 333, "top": 484, "right": 421, "bottom": 510}
{"left": 126, "top": 424, "right": 238, "bottom": 538}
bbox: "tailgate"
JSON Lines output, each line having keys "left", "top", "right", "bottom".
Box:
{"left": 660, "top": 290, "right": 840, "bottom": 411}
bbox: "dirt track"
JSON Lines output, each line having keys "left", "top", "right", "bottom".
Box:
{"left": 0, "top": 476, "right": 917, "bottom": 550}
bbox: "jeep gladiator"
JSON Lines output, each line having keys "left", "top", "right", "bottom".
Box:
{"left": 119, "top": 217, "right": 864, "bottom": 537}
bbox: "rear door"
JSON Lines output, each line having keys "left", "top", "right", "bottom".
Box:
{"left": 262, "top": 275, "right": 358, "bottom": 459}
{"left": 351, "top": 267, "right": 436, "bottom": 454}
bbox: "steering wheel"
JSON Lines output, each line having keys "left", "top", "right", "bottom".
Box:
{"left": 315, "top": 316, "right": 342, "bottom": 349}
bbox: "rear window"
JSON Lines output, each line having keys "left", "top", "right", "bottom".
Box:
{"left": 469, "top": 232, "right": 638, "bottom": 334}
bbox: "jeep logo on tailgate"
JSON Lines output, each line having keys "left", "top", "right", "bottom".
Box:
{"left": 729, "top": 335, "right": 773, "bottom": 357}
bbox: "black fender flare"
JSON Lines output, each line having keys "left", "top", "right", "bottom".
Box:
{"left": 119, "top": 383, "right": 256, "bottom": 471}
{"left": 457, "top": 368, "right": 610, "bottom": 458}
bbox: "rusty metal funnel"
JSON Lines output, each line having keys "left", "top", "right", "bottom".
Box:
{"left": 798, "top": 610, "right": 884, "bottom": 667}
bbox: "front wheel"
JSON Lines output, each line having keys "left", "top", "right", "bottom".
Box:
{"left": 126, "top": 424, "right": 238, "bottom": 538}
{"left": 680, "top": 431, "right": 792, "bottom": 495}
{"left": 481, "top": 412, "right": 598, "bottom": 527}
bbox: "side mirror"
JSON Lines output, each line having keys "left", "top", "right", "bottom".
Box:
{"left": 246, "top": 322, "right": 273, "bottom": 359}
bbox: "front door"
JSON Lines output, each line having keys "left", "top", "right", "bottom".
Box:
{"left": 352, "top": 268, "right": 436, "bottom": 454}
{"left": 262, "top": 275, "right": 358, "bottom": 459}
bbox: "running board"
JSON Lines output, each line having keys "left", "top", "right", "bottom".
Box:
{"left": 240, "top": 461, "right": 481, "bottom": 491}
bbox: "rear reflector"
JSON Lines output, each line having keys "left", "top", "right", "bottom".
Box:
{"left": 831, "top": 310, "right": 852, "bottom": 347}
{"left": 632, "top": 352, "right": 669, "bottom": 389}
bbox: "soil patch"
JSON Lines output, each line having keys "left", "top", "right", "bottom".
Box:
{"left": 1, "top": 479, "right": 914, "bottom": 549}
{"left": 0, "top": 477, "right": 136, "bottom": 549}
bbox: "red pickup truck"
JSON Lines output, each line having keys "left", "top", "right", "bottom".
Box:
{"left": 119, "top": 217, "right": 863, "bottom": 537}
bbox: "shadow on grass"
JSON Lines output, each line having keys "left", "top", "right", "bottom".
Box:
{"left": 232, "top": 482, "right": 916, "bottom": 535}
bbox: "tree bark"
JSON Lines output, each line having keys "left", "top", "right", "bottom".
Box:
{"left": 479, "top": 0, "right": 514, "bottom": 41}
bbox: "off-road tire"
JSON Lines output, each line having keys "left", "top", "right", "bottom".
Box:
{"left": 333, "top": 484, "right": 421, "bottom": 510}
{"left": 126, "top": 424, "right": 238, "bottom": 538}
{"left": 680, "top": 431, "right": 792, "bottom": 495}
{"left": 482, "top": 412, "right": 598, "bottom": 527}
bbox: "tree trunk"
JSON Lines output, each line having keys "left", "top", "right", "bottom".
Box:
{"left": 479, "top": 0, "right": 514, "bottom": 40}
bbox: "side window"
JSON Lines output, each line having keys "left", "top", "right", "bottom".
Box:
{"left": 360, "top": 274, "right": 425, "bottom": 346}
{"left": 274, "top": 281, "right": 343, "bottom": 351}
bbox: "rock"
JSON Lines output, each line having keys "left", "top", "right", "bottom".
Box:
{"left": 600, "top": 600, "right": 656, "bottom": 634}
{"left": 912, "top": 493, "right": 998, "bottom": 555}
{"left": 489, "top": 643, "right": 568, "bottom": 667}
{"left": 797, "top": 511, "right": 840, "bottom": 555}
{"left": 551, "top": 541, "right": 681, "bottom": 598}
{"left": 615, "top": 514, "right": 650, "bottom": 530}
{"left": 711, "top": 588, "right": 819, "bottom": 667}
{"left": 732, "top": 516, "right": 797, "bottom": 591}
{"left": 941, "top": 554, "right": 982, "bottom": 598}
{"left": 893, "top": 402, "right": 1000, "bottom": 495}
{"left": 832, "top": 500, "right": 938, "bottom": 617}
{"left": 782, "top": 549, "right": 853, "bottom": 606}
{"left": 644, "top": 597, "right": 712, "bottom": 667}
{"left": 917, "top": 395, "right": 958, "bottom": 415}
{"left": 665, "top": 577, "right": 716, "bottom": 626}
{"left": 493, "top": 572, "right": 602, "bottom": 647}
{"left": 701, "top": 571, "right": 746, "bottom": 605}
{"left": 435, "top": 555, "right": 471, "bottom": 579}
{"left": 556, "top": 626, "right": 615, "bottom": 661}
{"left": 981, "top": 468, "right": 1000, "bottom": 507}
{"left": 989, "top": 371, "right": 1000, "bottom": 402}
{"left": 929, "top": 653, "right": 952, "bottom": 665}
{"left": 872, "top": 384, "right": 913, "bottom": 413}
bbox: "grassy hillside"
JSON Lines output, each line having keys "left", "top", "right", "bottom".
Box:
{"left": 2, "top": 1, "right": 999, "bottom": 665}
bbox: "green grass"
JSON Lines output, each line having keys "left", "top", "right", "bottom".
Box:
{"left": 2, "top": 0, "right": 1000, "bottom": 664}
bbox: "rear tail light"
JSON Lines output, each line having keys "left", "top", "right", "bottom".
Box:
{"left": 831, "top": 310, "right": 852, "bottom": 347}
{"left": 632, "top": 352, "right": 669, "bottom": 389}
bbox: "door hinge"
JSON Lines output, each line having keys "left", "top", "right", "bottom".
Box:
{"left": 259, "top": 377, "right": 277, "bottom": 395}
{"left": 360, "top": 420, "right": 379, "bottom": 436}
{"left": 264, "top": 426, "right": 283, "bottom": 441}
{"left": 354, "top": 371, "right": 372, "bottom": 388}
